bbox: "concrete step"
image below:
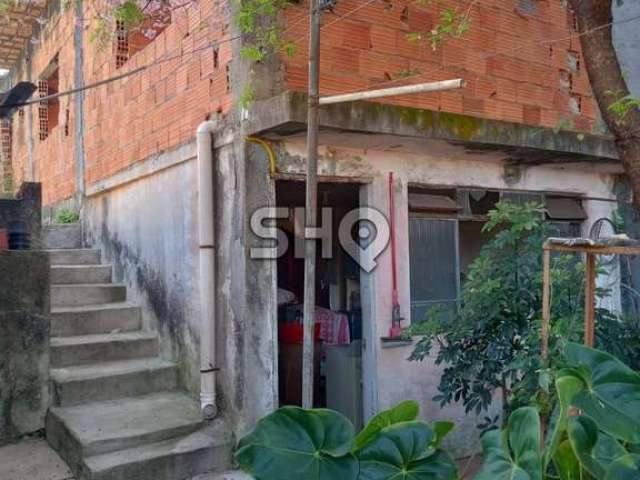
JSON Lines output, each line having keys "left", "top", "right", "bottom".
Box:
{"left": 51, "top": 265, "right": 112, "bottom": 285}
{"left": 46, "top": 392, "right": 204, "bottom": 462}
{"left": 43, "top": 224, "right": 83, "bottom": 249}
{"left": 50, "top": 332, "right": 159, "bottom": 368}
{"left": 51, "top": 284, "right": 127, "bottom": 307}
{"left": 48, "top": 249, "right": 101, "bottom": 265}
{"left": 51, "top": 358, "right": 179, "bottom": 406}
{"left": 82, "top": 422, "right": 233, "bottom": 480}
{"left": 51, "top": 303, "right": 142, "bottom": 337}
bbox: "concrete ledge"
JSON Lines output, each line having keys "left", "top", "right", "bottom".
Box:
{"left": 246, "top": 91, "right": 618, "bottom": 164}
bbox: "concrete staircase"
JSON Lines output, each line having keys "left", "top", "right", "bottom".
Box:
{"left": 44, "top": 238, "right": 231, "bottom": 480}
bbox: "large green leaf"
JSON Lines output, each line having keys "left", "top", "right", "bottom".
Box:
{"left": 357, "top": 421, "right": 458, "bottom": 480}
{"left": 544, "top": 375, "right": 584, "bottom": 469}
{"left": 354, "top": 401, "right": 420, "bottom": 451}
{"left": 604, "top": 454, "right": 640, "bottom": 479}
{"left": 474, "top": 407, "right": 542, "bottom": 480}
{"left": 561, "top": 342, "right": 640, "bottom": 443}
{"left": 567, "top": 416, "right": 627, "bottom": 480}
{"left": 235, "top": 406, "right": 358, "bottom": 480}
{"left": 553, "top": 440, "right": 582, "bottom": 480}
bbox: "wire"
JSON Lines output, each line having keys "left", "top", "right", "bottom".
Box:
{"left": 313, "top": 9, "right": 640, "bottom": 98}
{"left": 6, "top": 0, "right": 640, "bottom": 110}
{"left": 4, "top": 0, "right": 317, "bottom": 109}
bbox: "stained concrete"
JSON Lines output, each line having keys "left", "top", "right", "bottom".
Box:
{"left": 0, "top": 251, "right": 50, "bottom": 443}
{"left": 0, "top": 437, "right": 75, "bottom": 480}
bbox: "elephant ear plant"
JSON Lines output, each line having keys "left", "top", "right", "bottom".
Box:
{"left": 235, "top": 400, "right": 458, "bottom": 480}
{"left": 475, "top": 342, "right": 640, "bottom": 480}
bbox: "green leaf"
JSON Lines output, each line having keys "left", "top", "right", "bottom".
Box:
{"left": 563, "top": 342, "right": 640, "bottom": 443}
{"left": 474, "top": 407, "right": 542, "bottom": 480}
{"left": 354, "top": 400, "right": 420, "bottom": 451}
{"left": 567, "top": 416, "right": 627, "bottom": 480}
{"left": 357, "top": 421, "right": 458, "bottom": 480}
{"left": 605, "top": 454, "right": 640, "bottom": 479}
{"left": 235, "top": 406, "right": 358, "bottom": 480}
{"left": 432, "top": 421, "right": 455, "bottom": 448}
{"left": 544, "top": 375, "right": 584, "bottom": 469}
{"left": 553, "top": 440, "right": 582, "bottom": 480}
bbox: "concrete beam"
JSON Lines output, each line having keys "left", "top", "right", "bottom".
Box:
{"left": 245, "top": 91, "right": 618, "bottom": 164}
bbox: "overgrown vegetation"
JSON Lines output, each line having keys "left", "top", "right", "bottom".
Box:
{"left": 237, "top": 343, "right": 640, "bottom": 479}
{"left": 54, "top": 208, "right": 79, "bottom": 224}
{"left": 236, "top": 400, "right": 458, "bottom": 480}
{"left": 408, "top": 201, "right": 640, "bottom": 427}
{"left": 475, "top": 343, "right": 640, "bottom": 479}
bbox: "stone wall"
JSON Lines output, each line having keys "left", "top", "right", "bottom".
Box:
{"left": 0, "top": 250, "right": 50, "bottom": 444}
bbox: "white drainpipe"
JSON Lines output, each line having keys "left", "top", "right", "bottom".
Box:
{"left": 197, "top": 119, "right": 218, "bottom": 419}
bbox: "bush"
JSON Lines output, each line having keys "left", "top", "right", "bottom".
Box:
{"left": 409, "top": 201, "right": 640, "bottom": 425}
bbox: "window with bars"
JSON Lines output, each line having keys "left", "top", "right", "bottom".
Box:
{"left": 37, "top": 67, "right": 60, "bottom": 141}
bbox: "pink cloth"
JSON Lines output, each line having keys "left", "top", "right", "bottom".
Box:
{"left": 316, "top": 307, "right": 350, "bottom": 345}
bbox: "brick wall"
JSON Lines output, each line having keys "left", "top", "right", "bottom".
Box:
{"left": 10, "top": 6, "right": 77, "bottom": 206}
{"left": 82, "top": 0, "right": 233, "bottom": 186}
{"left": 282, "top": 0, "right": 600, "bottom": 132}
{"left": 9, "top": 0, "right": 233, "bottom": 206}
{"left": 0, "top": 118, "right": 12, "bottom": 196}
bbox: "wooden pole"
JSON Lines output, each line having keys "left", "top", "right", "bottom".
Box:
{"left": 541, "top": 248, "right": 551, "bottom": 362}
{"left": 318, "top": 79, "right": 465, "bottom": 105}
{"left": 301, "top": 0, "right": 321, "bottom": 409}
{"left": 584, "top": 253, "right": 596, "bottom": 347}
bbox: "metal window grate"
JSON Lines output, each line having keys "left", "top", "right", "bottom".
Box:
{"left": 38, "top": 79, "right": 49, "bottom": 141}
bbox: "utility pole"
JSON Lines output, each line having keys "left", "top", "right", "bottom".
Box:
{"left": 301, "top": 0, "right": 322, "bottom": 409}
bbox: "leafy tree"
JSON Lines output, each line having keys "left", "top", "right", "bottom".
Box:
{"left": 409, "top": 201, "right": 640, "bottom": 425}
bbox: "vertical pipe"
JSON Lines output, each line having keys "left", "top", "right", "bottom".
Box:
{"left": 302, "top": 0, "right": 321, "bottom": 409}
{"left": 197, "top": 120, "right": 218, "bottom": 419}
{"left": 541, "top": 247, "right": 551, "bottom": 362}
{"left": 584, "top": 252, "right": 596, "bottom": 347}
{"left": 73, "top": 0, "right": 86, "bottom": 213}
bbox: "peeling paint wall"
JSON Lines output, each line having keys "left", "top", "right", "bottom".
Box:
{"left": 277, "top": 137, "right": 618, "bottom": 457}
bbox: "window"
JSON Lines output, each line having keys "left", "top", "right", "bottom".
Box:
{"left": 408, "top": 188, "right": 586, "bottom": 323}
{"left": 38, "top": 64, "right": 59, "bottom": 141}
{"left": 114, "top": 7, "right": 171, "bottom": 69}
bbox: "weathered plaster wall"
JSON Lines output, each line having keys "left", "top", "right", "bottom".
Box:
{"left": 83, "top": 143, "right": 201, "bottom": 395}
{"left": 278, "top": 137, "right": 618, "bottom": 457}
{"left": 0, "top": 251, "right": 50, "bottom": 444}
{"left": 81, "top": 136, "right": 279, "bottom": 438}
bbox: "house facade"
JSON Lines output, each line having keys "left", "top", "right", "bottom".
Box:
{"left": 0, "top": 0, "right": 633, "bottom": 476}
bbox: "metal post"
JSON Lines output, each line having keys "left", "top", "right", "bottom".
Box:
{"left": 302, "top": 0, "right": 322, "bottom": 409}
{"left": 541, "top": 247, "right": 551, "bottom": 362}
{"left": 584, "top": 253, "right": 596, "bottom": 347}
